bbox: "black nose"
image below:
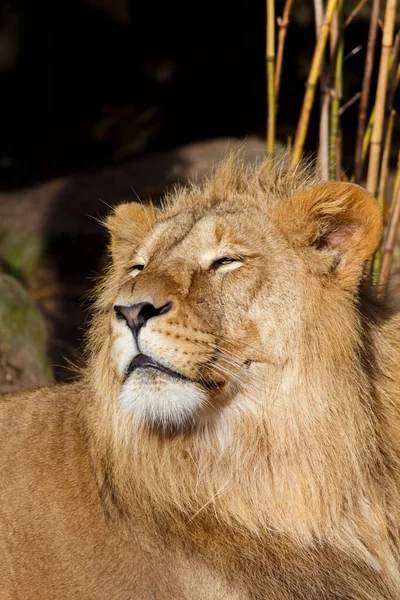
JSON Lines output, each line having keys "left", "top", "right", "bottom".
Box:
{"left": 114, "top": 301, "right": 172, "bottom": 337}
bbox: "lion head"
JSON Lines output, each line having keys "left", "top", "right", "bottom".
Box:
{"left": 89, "top": 158, "right": 382, "bottom": 434}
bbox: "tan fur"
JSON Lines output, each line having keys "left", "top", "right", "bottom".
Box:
{"left": 1, "top": 157, "right": 400, "bottom": 599}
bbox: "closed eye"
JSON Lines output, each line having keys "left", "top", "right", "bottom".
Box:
{"left": 129, "top": 264, "right": 145, "bottom": 277}
{"left": 209, "top": 257, "right": 242, "bottom": 271}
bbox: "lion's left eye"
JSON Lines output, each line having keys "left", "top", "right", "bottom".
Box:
{"left": 210, "top": 257, "right": 238, "bottom": 270}
{"left": 129, "top": 264, "right": 144, "bottom": 277}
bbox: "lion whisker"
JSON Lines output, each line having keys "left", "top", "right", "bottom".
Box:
{"left": 187, "top": 479, "right": 232, "bottom": 523}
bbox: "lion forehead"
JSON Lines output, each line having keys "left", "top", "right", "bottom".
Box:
{"left": 144, "top": 209, "right": 266, "bottom": 266}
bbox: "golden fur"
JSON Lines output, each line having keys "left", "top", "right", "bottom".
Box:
{"left": 1, "top": 157, "right": 400, "bottom": 599}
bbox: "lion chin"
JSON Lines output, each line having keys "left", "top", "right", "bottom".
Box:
{"left": 120, "top": 365, "right": 206, "bottom": 428}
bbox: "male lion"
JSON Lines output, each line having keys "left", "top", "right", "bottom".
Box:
{"left": 1, "top": 158, "right": 400, "bottom": 600}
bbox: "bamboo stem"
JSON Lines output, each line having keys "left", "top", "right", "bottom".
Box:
{"left": 266, "top": 0, "right": 276, "bottom": 157}
{"left": 377, "top": 32, "right": 400, "bottom": 190}
{"left": 371, "top": 108, "right": 396, "bottom": 284}
{"left": 386, "top": 34, "right": 400, "bottom": 110}
{"left": 336, "top": 127, "right": 343, "bottom": 180}
{"left": 391, "top": 149, "right": 400, "bottom": 212}
{"left": 329, "top": 0, "right": 344, "bottom": 179}
{"left": 361, "top": 106, "right": 375, "bottom": 164}
{"left": 330, "top": 2, "right": 339, "bottom": 58}
{"left": 275, "top": 0, "right": 294, "bottom": 103}
{"left": 378, "top": 174, "right": 400, "bottom": 297}
{"left": 344, "top": 0, "right": 368, "bottom": 28}
{"left": 362, "top": 59, "right": 399, "bottom": 170}
{"left": 315, "top": 0, "right": 330, "bottom": 181}
{"left": 366, "top": 0, "right": 398, "bottom": 196}
{"left": 291, "top": 0, "right": 339, "bottom": 167}
{"left": 378, "top": 37, "right": 400, "bottom": 212}
{"left": 373, "top": 39, "right": 400, "bottom": 288}
{"left": 319, "top": 91, "right": 330, "bottom": 180}
{"left": 354, "top": 0, "right": 380, "bottom": 184}
{"left": 287, "top": 135, "right": 293, "bottom": 155}
{"left": 314, "top": 0, "right": 324, "bottom": 40}
{"left": 369, "top": 35, "right": 400, "bottom": 285}
{"left": 339, "top": 91, "right": 361, "bottom": 115}
{"left": 377, "top": 109, "right": 396, "bottom": 214}
{"left": 343, "top": 44, "right": 363, "bottom": 61}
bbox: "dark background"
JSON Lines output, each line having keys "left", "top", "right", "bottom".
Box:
{"left": 0, "top": 0, "right": 382, "bottom": 187}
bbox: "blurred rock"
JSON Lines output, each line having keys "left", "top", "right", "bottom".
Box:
{"left": 0, "top": 274, "right": 52, "bottom": 394}
{"left": 0, "top": 136, "right": 266, "bottom": 235}
{"left": 0, "top": 231, "right": 45, "bottom": 282}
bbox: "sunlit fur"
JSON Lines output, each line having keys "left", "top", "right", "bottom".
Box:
{"left": 83, "top": 156, "right": 400, "bottom": 597}
{"left": 2, "top": 156, "right": 400, "bottom": 599}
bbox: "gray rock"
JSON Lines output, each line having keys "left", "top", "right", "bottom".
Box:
{"left": 0, "top": 274, "right": 52, "bottom": 394}
{"left": 0, "top": 136, "right": 266, "bottom": 235}
{"left": 0, "top": 231, "right": 45, "bottom": 282}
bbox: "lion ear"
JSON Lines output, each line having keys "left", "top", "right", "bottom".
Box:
{"left": 105, "top": 202, "right": 157, "bottom": 263}
{"left": 271, "top": 182, "right": 382, "bottom": 290}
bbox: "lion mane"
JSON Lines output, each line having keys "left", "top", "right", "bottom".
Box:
{"left": 1, "top": 157, "right": 400, "bottom": 599}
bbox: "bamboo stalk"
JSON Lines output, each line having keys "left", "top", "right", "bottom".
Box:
{"left": 275, "top": 0, "right": 294, "bottom": 103}
{"left": 377, "top": 109, "right": 396, "bottom": 214}
{"left": 343, "top": 44, "right": 363, "bottom": 61}
{"left": 361, "top": 47, "right": 399, "bottom": 165}
{"left": 367, "top": 38, "right": 399, "bottom": 263}
{"left": 329, "top": 0, "right": 344, "bottom": 179}
{"left": 266, "top": 0, "right": 276, "bottom": 157}
{"left": 366, "top": 0, "right": 398, "bottom": 196}
{"left": 345, "top": 0, "right": 369, "bottom": 28}
{"left": 315, "top": 0, "right": 330, "bottom": 181}
{"left": 329, "top": 8, "right": 338, "bottom": 178}
{"left": 371, "top": 109, "right": 396, "bottom": 284}
{"left": 391, "top": 149, "right": 400, "bottom": 212}
{"left": 336, "top": 127, "right": 343, "bottom": 180}
{"left": 378, "top": 38, "right": 400, "bottom": 212}
{"left": 287, "top": 135, "right": 293, "bottom": 155}
{"left": 386, "top": 34, "right": 400, "bottom": 111}
{"left": 361, "top": 106, "right": 375, "bottom": 164}
{"left": 319, "top": 90, "right": 330, "bottom": 180}
{"left": 377, "top": 175, "right": 400, "bottom": 298}
{"left": 369, "top": 36, "right": 400, "bottom": 285}
{"left": 361, "top": 60, "right": 399, "bottom": 169}
{"left": 377, "top": 32, "right": 400, "bottom": 186}
{"left": 330, "top": 1, "right": 339, "bottom": 58}
{"left": 339, "top": 91, "right": 361, "bottom": 115}
{"left": 354, "top": 0, "right": 380, "bottom": 184}
{"left": 318, "top": 96, "right": 331, "bottom": 181}
{"left": 314, "top": 0, "right": 324, "bottom": 39}
{"left": 291, "top": 0, "right": 339, "bottom": 167}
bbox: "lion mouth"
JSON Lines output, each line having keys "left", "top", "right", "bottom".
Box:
{"left": 125, "top": 353, "right": 223, "bottom": 390}
{"left": 126, "top": 353, "right": 188, "bottom": 382}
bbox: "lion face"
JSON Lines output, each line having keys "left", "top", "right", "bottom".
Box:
{"left": 110, "top": 204, "right": 289, "bottom": 427}
{"left": 102, "top": 163, "right": 382, "bottom": 429}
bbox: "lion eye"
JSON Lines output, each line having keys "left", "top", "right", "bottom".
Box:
{"left": 129, "top": 264, "right": 144, "bottom": 276}
{"left": 210, "top": 257, "right": 237, "bottom": 270}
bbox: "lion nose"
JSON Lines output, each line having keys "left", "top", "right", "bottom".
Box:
{"left": 114, "top": 301, "right": 172, "bottom": 337}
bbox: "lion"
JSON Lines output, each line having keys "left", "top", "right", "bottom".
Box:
{"left": 1, "top": 157, "right": 400, "bottom": 600}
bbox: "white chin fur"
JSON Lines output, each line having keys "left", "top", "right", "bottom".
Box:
{"left": 120, "top": 370, "right": 206, "bottom": 428}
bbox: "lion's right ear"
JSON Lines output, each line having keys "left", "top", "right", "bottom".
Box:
{"left": 270, "top": 182, "right": 382, "bottom": 291}
{"left": 104, "top": 202, "right": 157, "bottom": 263}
